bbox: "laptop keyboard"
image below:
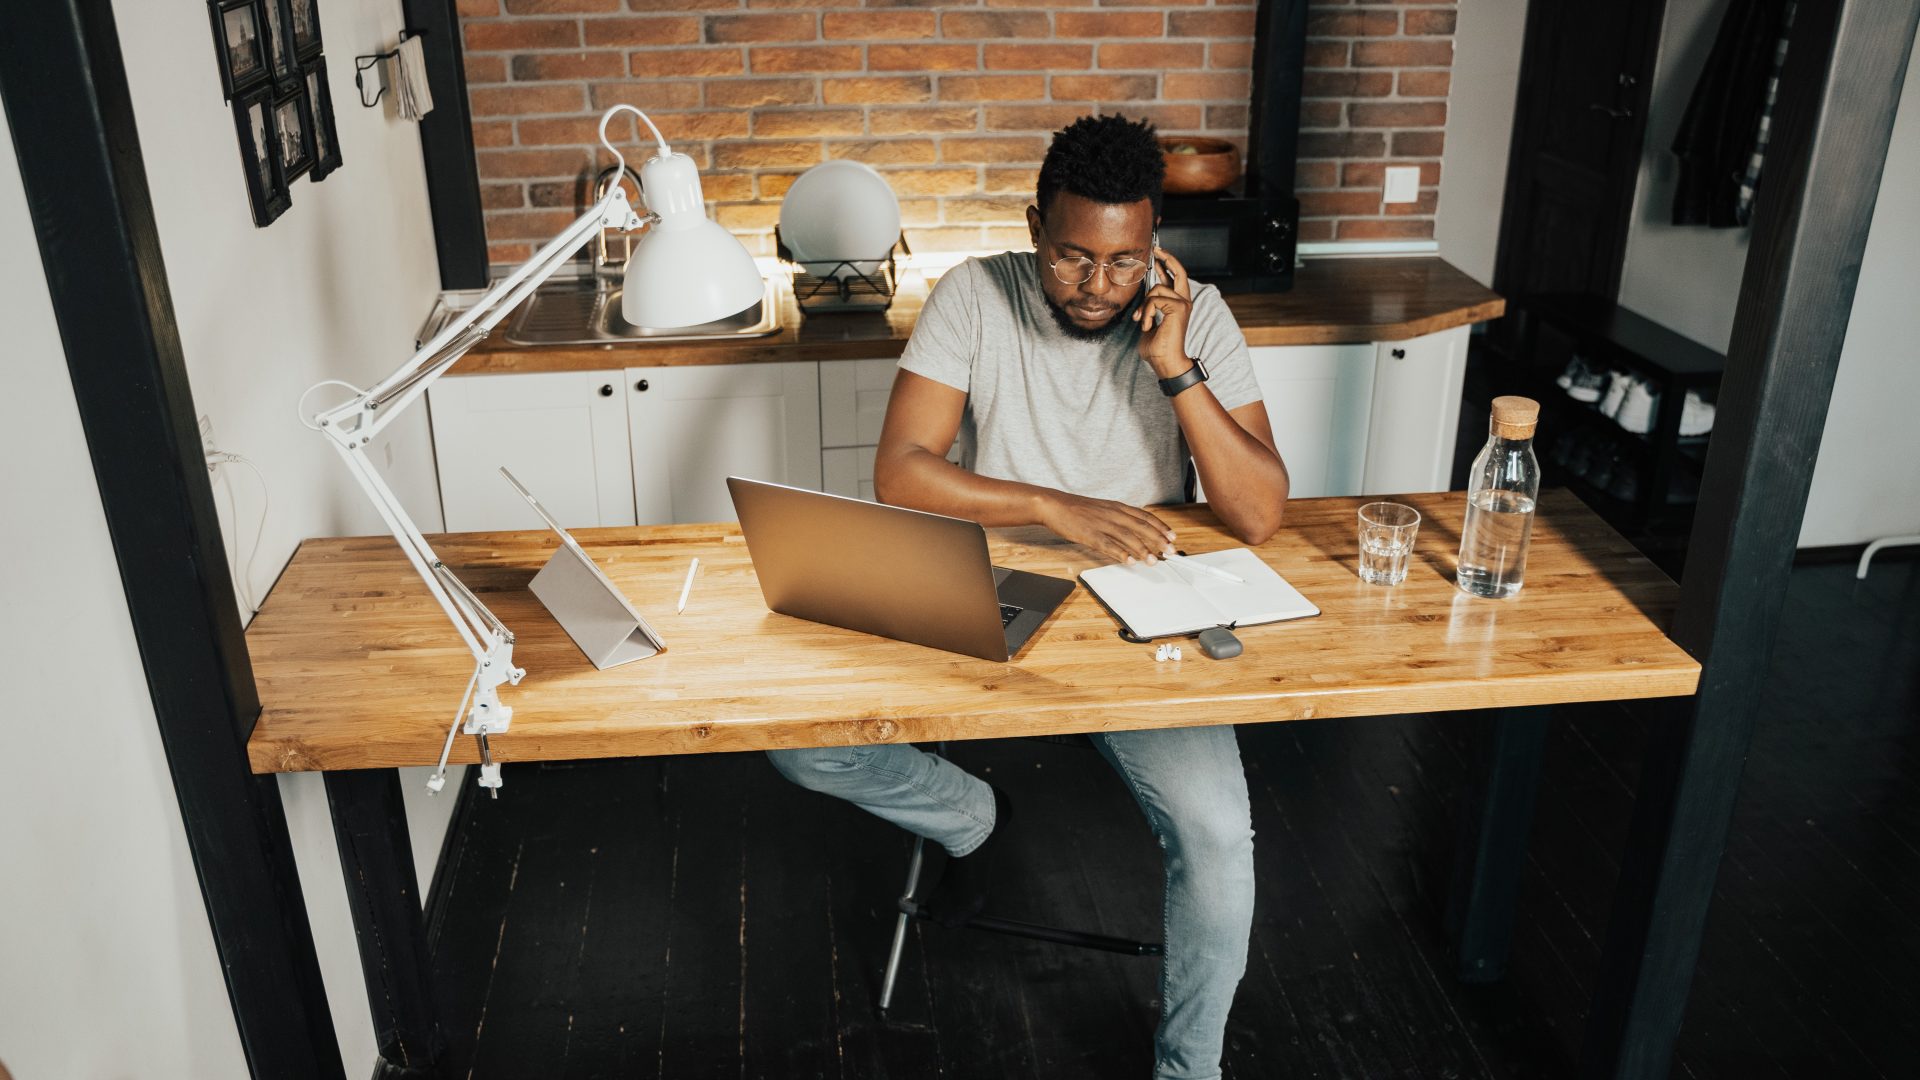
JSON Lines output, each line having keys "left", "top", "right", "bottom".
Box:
{"left": 999, "top": 603, "right": 1024, "bottom": 628}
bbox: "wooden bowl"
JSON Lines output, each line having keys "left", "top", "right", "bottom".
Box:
{"left": 1159, "top": 136, "right": 1241, "bottom": 195}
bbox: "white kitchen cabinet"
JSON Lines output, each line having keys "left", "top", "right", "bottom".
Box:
{"left": 428, "top": 370, "right": 636, "bottom": 532}
{"left": 822, "top": 357, "right": 970, "bottom": 504}
{"left": 820, "top": 358, "right": 897, "bottom": 448}
{"left": 1243, "top": 343, "right": 1377, "bottom": 499}
{"left": 1362, "top": 324, "right": 1469, "bottom": 494}
{"left": 822, "top": 445, "right": 878, "bottom": 502}
{"left": 426, "top": 327, "right": 1468, "bottom": 532}
{"left": 625, "top": 362, "right": 822, "bottom": 524}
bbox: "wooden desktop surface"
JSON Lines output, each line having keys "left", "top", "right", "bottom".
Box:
{"left": 244, "top": 490, "right": 1699, "bottom": 775}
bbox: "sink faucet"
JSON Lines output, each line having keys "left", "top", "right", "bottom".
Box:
{"left": 591, "top": 165, "right": 637, "bottom": 287}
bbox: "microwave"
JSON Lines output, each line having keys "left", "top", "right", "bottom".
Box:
{"left": 1155, "top": 193, "right": 1298, "bottom": 293}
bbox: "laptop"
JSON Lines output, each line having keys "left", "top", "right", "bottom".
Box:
{"left": 726, "top": 477, "right": 1076, "bottom": 662}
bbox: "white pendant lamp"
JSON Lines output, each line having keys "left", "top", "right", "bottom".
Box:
{"left": 599, "top": 108, "right": 763, "bottom": 329}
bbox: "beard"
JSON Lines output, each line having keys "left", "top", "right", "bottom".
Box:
{"left": 1043, "top": 288, "right": 1142, "bottom": 342}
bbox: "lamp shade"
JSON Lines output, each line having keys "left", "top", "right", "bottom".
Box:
{"left": 622, "top": 150, "right": 763, "bottom": 328}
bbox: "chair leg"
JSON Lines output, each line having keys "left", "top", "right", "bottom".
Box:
{"left": 874, "top": 740, "right": 1160, "bottom": 1020}
{"left": 876, "top": 835, "right": 927, "bottom": 1019}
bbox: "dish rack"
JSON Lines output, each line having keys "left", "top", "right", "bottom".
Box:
{"left": 776, "top": 229, "right": 910, "bottom": 314}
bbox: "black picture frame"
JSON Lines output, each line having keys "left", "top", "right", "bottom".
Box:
{"left": 259, "top": 0, "right": 298, "bottom": 84}
{"left": 273, "top": 80, "right": 316, "bottom": 184}
{"left": 209, "top": 0, "right": 268, "bottom": 100}
{"left": 233, "top": 84, "right": 289, "bottom": 226}
{"left": 305, "top": 57, "right": 341, "bottom": 181}
{"left": 288, "top": 0, "right": 323, "bottom": 61}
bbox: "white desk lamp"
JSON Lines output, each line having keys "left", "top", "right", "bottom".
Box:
{"left": 302, "top": 104, "right": 761, "bottom": 797}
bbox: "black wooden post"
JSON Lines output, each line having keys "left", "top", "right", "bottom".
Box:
{"left": 1581, "top": 0, "right": 1920, "bottom": 1076}
{"left": 327, "top": 770, "right": 446, "bottom": 1079}
{"left": 0, "top": 2, "right": 345, "bottom": 1076}
{"left": 1446, "top": 707, "right": 1553, "bottom": 983}
{"left": 401, "top": 0, "right": 489, "bottom": 288}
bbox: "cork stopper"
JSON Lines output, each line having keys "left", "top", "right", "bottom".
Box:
{"left": 1490, "top": 395, "right": 1539, "bottom": 440}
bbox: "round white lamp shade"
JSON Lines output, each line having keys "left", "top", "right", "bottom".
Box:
{"left": 622, "top": 217, "right": 762, "bottom": 328}
{"left": 622, "top": 151, "right": 763, "bottom": 328}
{"left": 778, "top": 160, "right": 901, "bottom": 277}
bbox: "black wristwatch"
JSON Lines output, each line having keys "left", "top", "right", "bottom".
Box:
{"left": 1158, "top": 358, "right": 1209, "bottom": 398}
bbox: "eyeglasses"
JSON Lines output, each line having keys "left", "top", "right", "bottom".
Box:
{"left": 1047, "top": 255, "right": 1150, "bottom": 287}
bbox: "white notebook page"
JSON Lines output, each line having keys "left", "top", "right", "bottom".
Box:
{"left": 1080, "top": 548, "right": 1319, "bottom": 639}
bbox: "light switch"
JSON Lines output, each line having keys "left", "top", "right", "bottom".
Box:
{"left": 1383, "top": 166, "right": 1421, "bottom": 204}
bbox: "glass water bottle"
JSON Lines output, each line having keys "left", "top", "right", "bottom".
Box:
{"left": 1457, "top": 396, "right": 1542, "bottom": 598}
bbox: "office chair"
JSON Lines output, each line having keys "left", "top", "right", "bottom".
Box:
{"left": 875, "top": 737, "right": 1162, "bottom": 1019}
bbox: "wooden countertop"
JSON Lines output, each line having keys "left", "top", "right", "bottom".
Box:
{"left": 244, "top": 489, "right": 1694, "bottom": 774}
{"left": 448, "top": 256, "right": 1504, "bottom": 375}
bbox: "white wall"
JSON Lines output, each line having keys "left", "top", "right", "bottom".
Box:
{"left": 1616, "top": 0, "right": 1751, "bottom": 351}
{"left": 115, "top": 0, "right": 447, "bottom": 607}
{"left": 1799, "top": 27, "right": 1920, "bottom": 547}
{"left": 1434, "top": 0, "right": 1530, "bottom": 287}
{"left": 1616, "top": 1, "right": 1920, "bottom": 546}
{"left": 0, "top": 112, "right": 249, "bottom": 1080}
{"left": 4, "top": 2, "right": 470, "bottom": 1074}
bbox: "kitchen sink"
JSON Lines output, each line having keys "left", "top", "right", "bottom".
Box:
{"left": 416, "top": 276, "right": 783, "bottom": 349}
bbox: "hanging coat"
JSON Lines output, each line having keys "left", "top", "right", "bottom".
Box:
{"left": 1671, "top": 0, "right": 1795, "bottom": 227}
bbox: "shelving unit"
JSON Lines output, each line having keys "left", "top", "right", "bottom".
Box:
{"left": 1502, "top": 294, "right": 1725, "bottom": 546}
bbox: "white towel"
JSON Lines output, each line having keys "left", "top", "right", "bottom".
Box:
{"left": 391, "top": 35, "right": 434, "bottom": 121}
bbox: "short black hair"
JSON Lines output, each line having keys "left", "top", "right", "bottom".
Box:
{"left": 1036, "top": 114, "right": 1164, "bottom": 220}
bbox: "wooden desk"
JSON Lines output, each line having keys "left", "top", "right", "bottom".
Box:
{"left": 247, "top": 490, "right": 1694, "bottom": 774}
{"left": 249, "top": 490, "right": 1698, "bottom": 1076}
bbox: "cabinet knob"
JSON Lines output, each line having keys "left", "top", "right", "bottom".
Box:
{"left": 1391, "top": 348, "right": 1407, "bottom": 359}
{"left": 599, "top": 384, "right": 614, "bottom": 397}
{"left": 634, "top": 379, "right": 650, "bottom": 392}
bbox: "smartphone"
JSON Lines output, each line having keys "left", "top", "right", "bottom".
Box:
{"left": 1143, "top": 232, "right": 1162, "bottom": 330}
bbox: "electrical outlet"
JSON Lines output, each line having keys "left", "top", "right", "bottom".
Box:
{"left": 200, "top": 415, "right": 221, "bottom": 473}
{"left": 1383, "top": 166, "right": 1421, "bottom": 204}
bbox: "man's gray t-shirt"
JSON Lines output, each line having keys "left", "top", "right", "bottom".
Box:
{"left": 898, "top": 251, "right": 1262, "bottom": 507}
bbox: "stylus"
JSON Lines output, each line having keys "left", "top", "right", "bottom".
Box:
{"left": 677, "top": 557, "right": 700, "bottom": 613}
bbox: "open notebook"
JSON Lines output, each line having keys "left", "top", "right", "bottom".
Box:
{"left": 1080, "top": 548, "right": 1320, "bottom": 641}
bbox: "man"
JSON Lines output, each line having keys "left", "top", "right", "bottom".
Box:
{"left": 766, "top": 115, "right": 1289, "bottom": 1080}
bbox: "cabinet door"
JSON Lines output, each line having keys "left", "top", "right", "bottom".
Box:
{"left": 822, "top": 445, "right": 878, "bottom": 502}
{"left": 1364, "top": 326, "right": 1469, "bottom": 494}
{"left": 1242, "top": 344, "right": 1376, "bottom": 499}
{"left": 626, "top": 362, "right": 823, "bottom": 524}
{"left": 428, "top": 371, "right": 635, "bottom": 532}
{"left": 820, "top": 358, "right": 896, "bottom": 448}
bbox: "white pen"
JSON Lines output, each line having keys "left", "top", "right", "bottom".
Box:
{"left": 676, "top": 557, "right": 700, "bottom": 614}
{"left": 1163, "top": 551, "right": 1244, "bottom": 584}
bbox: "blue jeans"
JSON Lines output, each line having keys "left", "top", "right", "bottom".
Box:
{"left": 768, "top": 727, "right": 1255, "bottom": 1080}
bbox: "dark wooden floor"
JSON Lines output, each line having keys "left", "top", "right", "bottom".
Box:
{"left": 429, "top": 556, "right": 1920, "bottom": 1079}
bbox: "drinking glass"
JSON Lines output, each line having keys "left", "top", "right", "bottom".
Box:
{"left": 1358, "top": 502, "right": 1421, "bottom": 585}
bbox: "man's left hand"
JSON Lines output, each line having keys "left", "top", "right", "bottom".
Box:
{"left": 1134, "top": 244, "right": 1195, "bottom": 379}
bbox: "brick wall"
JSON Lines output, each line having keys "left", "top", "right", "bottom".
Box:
{"left": 460, "top": 0, "right": 1454, "bottom": 265}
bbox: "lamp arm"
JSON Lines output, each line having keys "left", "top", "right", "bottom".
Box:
{"left": 338, "top": 192, "right": 641, "bottom": 444}
{"left": 325, "top": 101, "right": 667, "bottom": 440}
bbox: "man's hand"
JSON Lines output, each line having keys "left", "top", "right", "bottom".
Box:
{"left": 1038, "top": 491, "right": 1177, "bottom": 565}
{"left": 1134, "top": 244, "right": 1195, "bottom": 378}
